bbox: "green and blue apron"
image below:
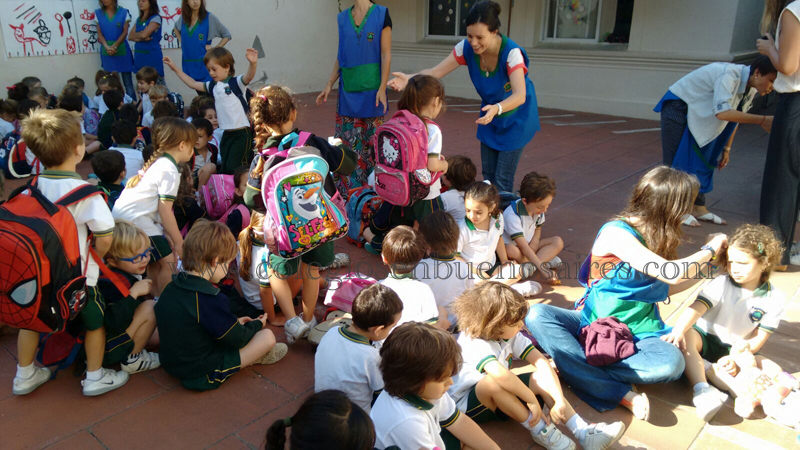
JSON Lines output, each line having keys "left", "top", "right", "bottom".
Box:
{"left": 181, "top": 16, "right": 211, "bottom": 83}
{"left": 96, "top": 7, "right": 134, "bottom": 73}
{"left": 336, "top": 3, "right": 387, "bottom": 118}
{"left": 133, "top": 14, "right": 164, "bottom": 76}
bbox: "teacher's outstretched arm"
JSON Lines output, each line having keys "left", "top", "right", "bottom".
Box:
{"left": 476, "top": 67, "right": 526, "bottom": 125}
{"left": 387, "top": 53, "right": 461, "bottom": 91}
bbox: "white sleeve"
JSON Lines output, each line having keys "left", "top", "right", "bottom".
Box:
{"left": 78, "top": 193, "right": 116, "bottom": 237}
{"left": 507, "top": 48, "right": 527, "bottom": 74}
{"left": 503, "top": 206, "right": 524, "bottom": 241}
{"left": 712, "top": 66, "right": 742, "bottom": 115}
{"left": 511, "top": 333, "right": 536, "bottom": 361}
{"left": 123, "top": 8, "right": 131, "bottom": 23}
{"left": 367, "top": 351, "right": 384, "bottom": 392}
{"left": 759, "top": 291, "right": 785, "bottom": 332}
{"left": 236, "top": 75, "right": 248, "bottom": 90}
{"left": 426, "top": 124, "right": 442, "bottom": 156}
{"left": 421, "top": 285, "right": 439, "bottom": 323}
{"left": 535, "top": 213, "right": 546, "bottom": 228}
{"left": 438, "top": 392, "right": 459, "bottom": 428}
{"left": 697, "top": 275, "right": 728, "bottom": 309}
{"left": 457, "top": 221, "right": 468, "bottom": 254}
{"left": 385, "top": 418, "right": 439, "bottom": 450}
{"left": 157, "top": 165, "right": 180, "bottom": 201}
{"left": 452, "top": 40, "right": 467, "bottom": 65}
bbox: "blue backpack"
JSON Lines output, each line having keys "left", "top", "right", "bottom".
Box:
{"left": 344, "top": 185, "right": 383, "bottom": 246}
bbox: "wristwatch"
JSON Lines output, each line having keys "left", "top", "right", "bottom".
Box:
{"left": 700, "top": 244, "right": 716, "bottom": 260}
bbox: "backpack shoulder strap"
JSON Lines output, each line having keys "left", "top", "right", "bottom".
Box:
{"left": 226, "top": 77, "right": 250, "bottom": 114}
{"left": 56, "top": 184, "right": 106, "bottom": 208}
{"left": 206, "top": 80, "right": 216, "bottom": 94}
{"left": 297, "top": 131, "right": 312, "bottom": 147}
{"left": 90, "top": 247, "right": 131, "bottom": 297}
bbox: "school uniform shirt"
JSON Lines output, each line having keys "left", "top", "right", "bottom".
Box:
{"left": 95, "top": 93, "right": 134, "bottom": 115}
{"left": 315, "top": 325, "right": 384, "bottom": 413}
{"left": 109, "top": 144, "right": 144, "bottom": 179}
{"left": 379, "top": 274, "right": 440, "bottom": 328}
{"left": 0, "top": 118, "right": 15, "bottom": 136}
{"left": 502, "top": 199, "right": 545, "bottom": 245}
{"left": 449, "top": 332, "right": 537, "bottom": 411}
{"left": 205, "top": 76, "right": 250, "bottom": 130}
{"left": 695, "top": 275, "right": 786, "bottom": 346}
{"left": 441, "top": 189, "right": 466, "bottom": 222}
{"left": 154, "top": 273, "right": 263, "bottom": 380}
{"left": 35, "top": 171, "right": 115, "bottom": 286}
{"left": 457, "top": 214, "right": 504, "bottom": 267}
{"left": 113, "top": 153, "right": 181, "bottom": 235}
{"left": 142, "top": 111, "right": 154, "bottom": 129}
{"left": 668, "top": 63, "right": 756, "bottom": 147}
{"left": 413, "top": 256, "right": 474, "bottom": 326}
{"left": 422, "top": 123, "right": 443, "bottom": 200}
{"left": 23, "top": 144, "right": 43, "bottom": 176}
{"left": 371, "top": 391, "right": 460, "bottom": 450}
{"left": 236, "top": 242, "right": 271, "bottom": 309}
{"left": 774, "top": 1, "right": 800, "bottom": 93}
{"left": 96, "top": 266, "right": 143, "bottom": 333}
{"left": 142, "top": 93, "right": 152, "bottom": 117}
{"left": 192, "top": 144, "right": 218, "bottom": 179}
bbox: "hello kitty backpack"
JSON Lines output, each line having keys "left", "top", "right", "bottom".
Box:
{"left": 372, "top": 110, "right": 442, "bottom": 206}
{"left": 260, "top": 138, "right": 348, "bottom": 259}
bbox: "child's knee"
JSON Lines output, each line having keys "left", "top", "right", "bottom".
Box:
{"left": 255, "top": 328, "right": 276, "bottom": 348}
{"left": 137, "top": 300, "right": 157, "bottom": 319}
{"left": 553, "top": 236, "right": 564, "bottom": 250}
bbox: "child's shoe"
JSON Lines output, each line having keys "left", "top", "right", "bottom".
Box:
{"left": 511, "top": 280, "right": 543, "bottom": 298}
{"left": 256, "top": 343, "right": 288, "bottom": 365}
{"left": 543, "top": 256, "right": 563, "bottom": 269}
{"left": 365, "top": 242, "right": 381, "bottom": 255}
{"left": 578, "top": 421, "right": 626, "bottom": 450}
{"left": 81, "top": 368, "right": 129, "bottom": 396}
{"left": 303, "top": 316, "right": 318, "bottom": 338}
{"left": 12, "top": 366, "right": 51, "bottom": 395}
{"left": 693, "top": 385, "right": 727, "bottom": 421}
{"left": 319, "top": 253, "right": 350, "bottom": 271}
{"left": 531, "top": 423, "right": 576, "bottom": 450}
{"left": 121, "top": 349, "right": 161, "bottom": 374}
{"left": 284, "top": 316, "right": 311, "bottom": 344}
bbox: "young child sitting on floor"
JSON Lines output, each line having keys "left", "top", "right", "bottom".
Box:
{"left": 108, "top": 119, "right": 144, "bottom": 178}
{"left": 450, "top": 282, "right": 625, "bottom": 450}
{"left": 662, "top": 224, "right": 786, "bottom": 422}
{"left": 91, "top": 149, "right": 126, "bottom": 209}
{"left": 154, "top": 220, "right": 288, "bottom": 391}
{"left": 235, "top": 211, "right": 276, "bottom": 322}
{"left": 315, "top": 284, "right": 403, "bottom": 413}
{"left": 173, "top": 162, "right": 206, "bottom": 236}
{"left": 190, "top": 117, "right": 218, "bottom": 189}
{"left": 441, "top": 155, "right": 477, "bottom": 222}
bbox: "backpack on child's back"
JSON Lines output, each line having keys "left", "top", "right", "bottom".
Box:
{"left": 258, "top": 132, "right": 348, "bottom": 259}
{"left": 307, "top": 273, "right": 377, "bottom": 345}
{"left": 372, "top": 110, "right": 441, "bottom": 207}
{"left": 345, "top": 185, "right": 383, "bottom": 247}
{"left": 0, "top": 131, "right": 34, "bottom": 179}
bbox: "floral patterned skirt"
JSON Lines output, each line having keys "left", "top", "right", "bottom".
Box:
{"left": 334, "top": 113, "right": 383, "bottom": 198}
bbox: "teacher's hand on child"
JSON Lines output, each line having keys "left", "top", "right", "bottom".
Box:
{"left": 660, "top": 331, "right": 687, "bottom": 351}
{"left": 706, "top": 233, "right": 728, "bottom": 256}
{"left": 163, "top": 56, "right": 177, "bottom": 71}
{"left": 387, "top": 72, "right": 410, "bottom": 91}
{"left": 476, "top": 103, "right": 500, "bottom": 125}
{"left": 376, "top": 89, "right": 388, "bottom": 114}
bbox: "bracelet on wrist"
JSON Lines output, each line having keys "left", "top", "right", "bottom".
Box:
{"left": 496, "top": 103, "right": 503, "bottom": 115}
{"left": 760, "top": 116, "right": 766, "bottom": 125}
{"left": 700, "top": 244, "right": 716, "bottom": 260}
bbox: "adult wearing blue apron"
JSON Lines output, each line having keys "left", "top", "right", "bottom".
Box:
{"left": 317, "top": 0, "right": 392, "bottom": 193}
{"left": 655, "top": 57, "right": 777, "bottom": 227}
{"left": 173, "top": 1, "right": 231, "bottom": 84}
{"left": 129, "top": 0, "right": 165, "bottom": 81}
{"left": 96, "top": 1, "right": 135, "bottom": 98}
{"left": 388, "top": 1, "right": 539, "bottom": 207}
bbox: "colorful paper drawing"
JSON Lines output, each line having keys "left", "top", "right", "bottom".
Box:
{"left": 1, "top": 0, "right": 79, "bottom": 57}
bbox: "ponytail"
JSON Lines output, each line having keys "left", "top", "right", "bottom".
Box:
{"left": 265, "top": 419, "right": 287, "bottom": 450}
{"left": 397, "top": 75, "right": 445, "bottom": 120}
{"left": 238, "top": 212, "right": 264, "bottom": 281}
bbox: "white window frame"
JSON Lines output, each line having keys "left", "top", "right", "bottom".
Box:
{"left": 425, "top": 0, "right": 469, "bottom": 40}
{"left": 542, "top": 0, "right": 604, "bottom": 43}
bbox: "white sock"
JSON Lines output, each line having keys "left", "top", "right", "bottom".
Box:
{"left": 566, "top": 414, "right": 590, "bottom": 440}
{"left": 520, "top": 412, "right": 546, "bottom": 433}
{"left": 693, "top": 382, "right": 710, "bottom": 393}
{"left": 86, "top": 369, "right": 104, "bottom": 381}
{"left": 16, "top": 363, "right": 35, "bottom": 379}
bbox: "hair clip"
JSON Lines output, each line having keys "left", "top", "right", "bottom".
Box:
{"left": 757, "top": 242, "right": 765, "bottom": 255}
{"left": 137, "top": 169, "right": 145, "bottom": 177}
{"left": 258, "top": 94, "right": 267, "bottom": 101}
{"left": 6, "top": 86, "right": 13, "bottom": 90}
{"left": 283, "top": 417, "right": 292, "bottom": 427}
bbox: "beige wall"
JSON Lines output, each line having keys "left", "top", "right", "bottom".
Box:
{"left": 0, "top": 0, "right": 339, "bottom": 105}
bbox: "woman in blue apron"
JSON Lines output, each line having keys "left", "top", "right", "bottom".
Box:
{"left": 173, "top": 0, "right": 231, "bottom": 85}
{"left": 129, "top": 0, "right": 165, "bottom": 83}
{"left": 388, "top": 1, "right": 539, "bottom": 207}
{"left": 655, "top": 56, "right": 777, "bottom": 227}
{"left": 316, "top": 0, "right": 392, "bottom": 193}
{"left": 96, "top": 0, "right": 135, "bottom": 98}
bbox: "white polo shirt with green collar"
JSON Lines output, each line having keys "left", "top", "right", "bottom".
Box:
{"left": 413, "top": 254, "right": 475, "bottom": 327}
{"left": 695, "top": 275, "right": 786, "bottom": 346}
{"left": 457, "top": 215, "right": 504, "bottom": 267}
{"left": 315, "top": 325, "right": 384, "bottom": 413}
{"left": 379, "top": 272, "right": 440, "bottom": 330}
{"left": 112, "top": 153, "right": 180, "bottom": 236}
{"left": 371, "top": 390, "right": 460, "bottom": 450}
{"left": 502, "top": 199, "right": 545, "bottom": 245}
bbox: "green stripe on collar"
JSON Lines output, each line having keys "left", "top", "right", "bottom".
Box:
{"left": 465, "top": 218, "right": 476, "bottom": 231}
{"left": 401, "top": 393, "right": 434, "bottom": 411}
{"left": 338, "top": 325, "right": 371, "bottom": 345}
{"left": 389, "top": 271, "right": 415, "bottom": 280}
{"left": 515, "top": 199, "right": 528, "bottom": 217}
{"left": 40, "top": 170, "right": 82, "bottom": 180}
{"left": 160, "top": 153, "right": 179, "bottom": 169}
{"left": 431, "top": 254, "right": 456, "bottom": 262}
{"left": 754, "top": 281, "right": 771, "bottom": 298}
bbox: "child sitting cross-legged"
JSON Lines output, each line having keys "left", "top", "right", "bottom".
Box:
{"left": 379, "top": 225, "right": 449, "bottom": 332}
{"left": 371, "top": 323, "right": 501, "bottom": 450}
{"left": 315, "top": 284, "right": 403, "bottom": 413}
{"left": 449, "top": 282, "right": 626, "bottom": 450}
{"left": 155, "top": 220, "right": 288, "bottom": 391}
{"left": 97, "top": 220, "right": 160, "bottom": 374}
{"left": 503, "top": 172, "right": 564, "bottom": 286}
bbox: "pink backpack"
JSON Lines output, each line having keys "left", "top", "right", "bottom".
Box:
{"left": 200, "top": 174, "right": 235, "bottom": 219}
{"left": 219, "top": 203, "right": 250, "bottom": 229}
{"left": 323, "top": 272, "right": 377, "bottom": 313}
{"left": 372, "top": 110, "right": 442, "bottom": 206}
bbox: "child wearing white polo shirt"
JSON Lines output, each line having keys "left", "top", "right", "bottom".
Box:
{"left": 450, "top": 283, "right": 626, "bottom": 450}
{"left": 440, "top": 155, "right": 477, "bottom": 222}
{"left": 315, "top": 284, "right": 403, "bottom": 413}
{"left": 371, "top": 322, "right": 500, "bottom": 450}
{"left": 457, "top": 181, "right": 540, "bottom": 297}
{"left": 503, "top": 172, "right": 564, "bottom": 286}
{"left": 662, "top": 224, "right": 786, "bottom": 422}
{"left": 414, "top": 211, "right": 474, "bottom": 328}
{"left": 379, "top": 226, "right": 448, "bottom": 331}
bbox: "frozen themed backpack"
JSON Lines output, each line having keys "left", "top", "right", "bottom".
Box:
{"left": 260, "top": 133, "right": 348, "bottom": 259}
{"left": 372, "top": 110, "right": 442, "bottom": 206}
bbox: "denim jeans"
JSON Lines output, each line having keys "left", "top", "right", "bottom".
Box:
{"left": 480, "top": 143, "right": 523, "bottom": 208}
{"left": 121, "top": 72, "right": 136, "bottom": 102}
{"left": 525, "top": 304, "right": 685, "bottom": 412}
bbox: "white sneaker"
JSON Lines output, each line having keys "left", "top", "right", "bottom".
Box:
{"left": 790, "top": 252, "right": 800, "bottom": 267}
{"left": 121, "top": 350, "right": 161, "bottom": 374}
{"left": 543, "top": 256, "right": 563, "bottom": 269}
{"left": 12, "top": 366, "right": 51, "bottom": 395}
{"left": 531, "top": 424, "right": 576, "bottom": 450}
{"left": 284, "top": 316, "right": 310, "bottom": 344}
{"left": 791, "top": 242, "right": 799, "bottom": 256}
{"left": 520, "top": 263, "right": 537, "bottom": 279}
{"left": 578, "top": 421, "right": 626, "bottom": 450}
{"left": 303, "top": 316, "right": 318, "bottom": 338}
{"left": 693, "top": 385, "right": 727, "bottom": 421}
{"left": 81, "top": 368, "right": 129, "bottom": 396}
{"left": 511, "top": 280, "right": 543, "bottom": 297}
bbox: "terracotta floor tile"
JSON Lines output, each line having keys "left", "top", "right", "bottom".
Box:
{"left": 206, "top": 435, "right": 253, "bottom": 450}
{"left": 248, "top": 340, "right": 317, "bottom": 395}
{"left": 237, "top": 392, "right": 313, "bottom": 447}
{"left": 45, "top": 431, "right": 107, "bottom": 450}
{"left": 706, "top": 404, "right": 797, "bottom": 449}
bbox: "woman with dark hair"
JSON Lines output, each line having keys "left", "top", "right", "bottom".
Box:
{"left": 525, "top": 166, "right": 728, "bottom": 421}
{"left": 388, "top": 0, "right": 539, "bottom": 206}
{"left": 172, "top": 0, "right": 231, "bottom": 83}
{"left": 655, "top": 56, "right": 778, "bottom": 227}
{"left": 129, "top": 0, "right": 165, "bottom": 80}
{"left": 757, "top": 0, "right": 800, "bottom": 267}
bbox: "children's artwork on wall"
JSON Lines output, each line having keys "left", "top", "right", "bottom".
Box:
{"left": 1, "top": 0, "right": 79, "bottom": 57}
{"left": 0, "top": 0, "right": 181, "bottom": 57}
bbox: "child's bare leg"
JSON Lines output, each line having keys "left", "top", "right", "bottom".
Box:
{"left": 684, "top": 328, "right": 708, "bottom": 386}
{"left": 239, "top": 329, "right": 277, "bottom": 367}
{"left": 147, "top": 329, "right": 160, "bottom": 347}
{"left": 260, "top": 286, "right": 285, "bottom": 326}
{"left": 488, "top": 263, "right": 523, "bottom": 286}
{"left": 528, "top": 369, "right": 577, "bottom": 419}
{"left": 475, "top": 375, "right": 541, "bottom": 423}
{"left": 126, "top": 300, "right": 157, "bottom": 354}
{"left": 536, "top": 236, "right": 564, "bottom": 263}
{"left": 84, "top": 327, "right": 106, "bottom": 372}
{"left": 506, "top": 244, "right": 525, "bottom": 264}
{"left": 269, "top": 267, "right": 298, "bottom": 320}
{"left": 300, "top": 263, "right": 320, "bottom": 322}
{"left": 16, "top": 329, "right": 39, "bottom": 367}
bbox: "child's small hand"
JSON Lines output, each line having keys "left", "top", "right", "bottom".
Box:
{"left": 375, "top": 89, "right": 388, "bottom": 113}
{"left": 237, "top": 316, "right": 253, "bottom": 325}
{"left": 527, "top": 402, "right": 546, "bottom": 425}
{"left": 549, "top": 400, "right": 568, "bottom": 425}
{"left": 256, "top": 314, "right": 268, "bottom": 328}
{"left": 163, "top": 56, "right": 176, "bottom": 70}
{"left": 205, "top": 44, "right": 214, "bottom": 51}
{"left": 130, "top": 279, "right": 153, "bottom": 298}
{"left": 245, "top": 48, "right": 258, "bottom": 64}
{"left": 660, "top": 331, "right": 686, "bottom": 351}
